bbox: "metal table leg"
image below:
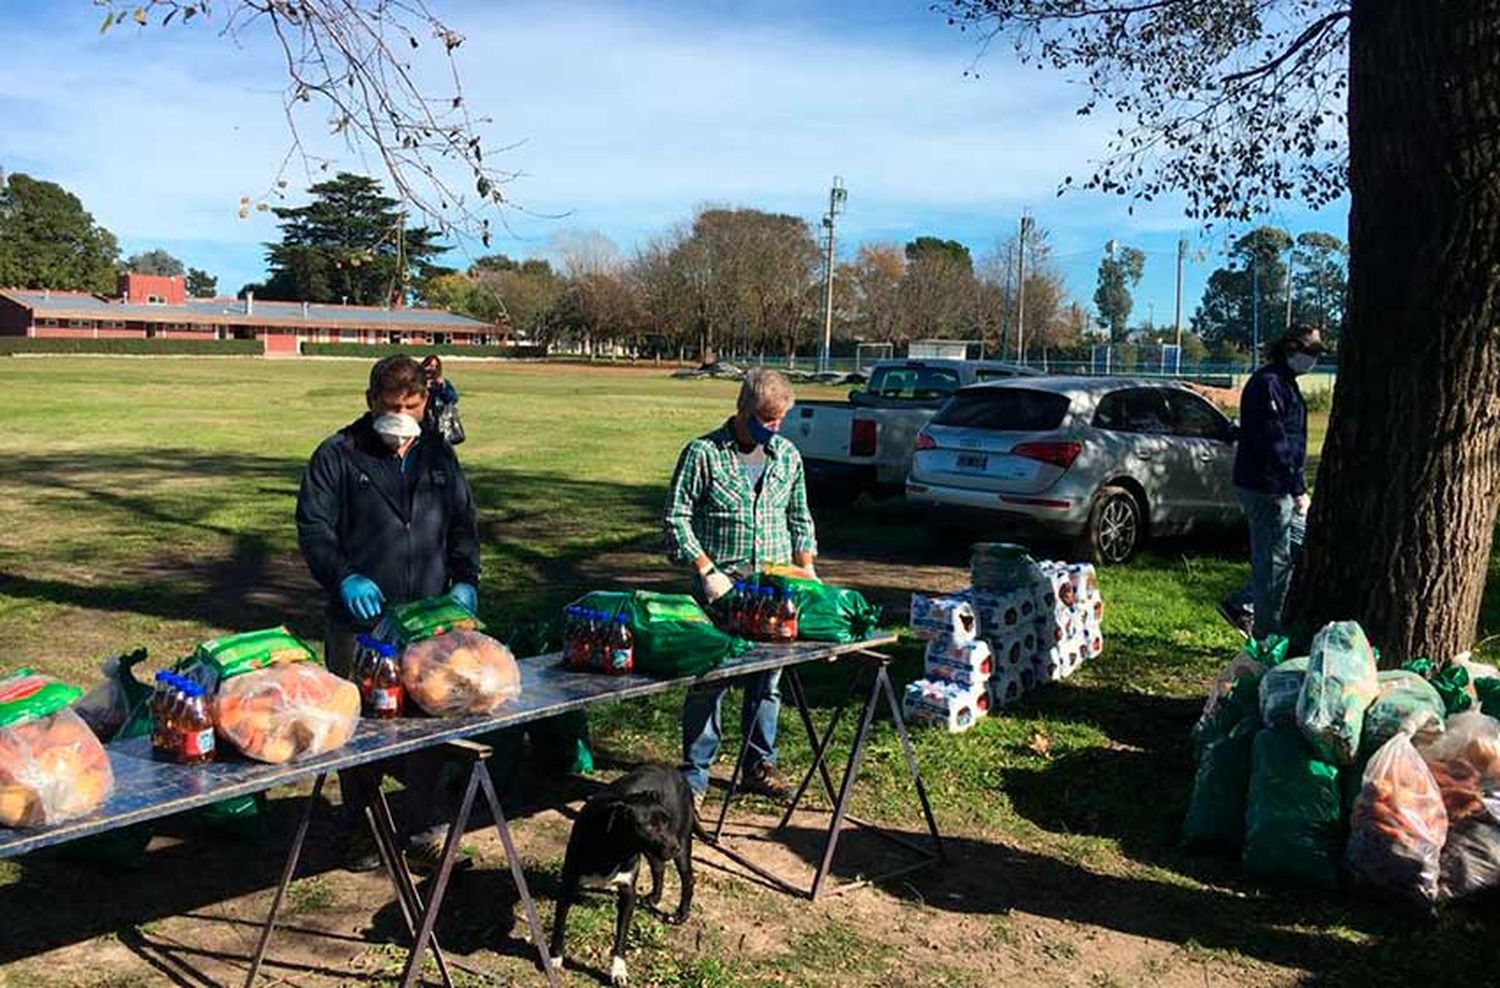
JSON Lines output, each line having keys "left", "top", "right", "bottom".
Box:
{"left": 364, "top": 775, "right": 455, "bottom": 988}
{"left": 397, "top": 740, "right": 560, "bottom": 988}
{"left": 242, "top": 773, "right": 326, "bottom": 988}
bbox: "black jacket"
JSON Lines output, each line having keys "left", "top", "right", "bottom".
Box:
{"left": 296, "top": 414, "right": 481, "bottom": 623}
{"left": 1232, "top": 362, "right": 1308, "bottom": 497}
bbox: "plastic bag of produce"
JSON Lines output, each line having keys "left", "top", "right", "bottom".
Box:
{"left": 575, "top": 591, "right": 753, "bottom": 678}
{"left": 1421, "top": 711, "right": 1500, "bottom": 900}
{"left": 1297, "top": 621, "right": 1379, "bottom": 765}
{"left": 1183, "top": 672, "right": 1261, "bottom": 849}
{"left": 375, "top": 594, "right": 484, "bottom": 647}
{"left": 1198, "top": 636, "right": 1289, "bottom": 731}
{"left": 1242, "top": 725, "right": 1343, "bottom": 888}
{"left": 401, "top": 629, "right": 521, "bottom": 716}
{"left": 0, "top": 670, "right": 114, "bottom": 828}
{"left": 213, "top": 663, "right": 359, "bottom": 764}
{"left": 1361, "top": 671, "right": 1445, "bottom": 760}
{"left": 74, "top": 648, "right": 152, "bottom": 742}
{"left": 1345, "top": 713, "right": 1448, "bottom": 914}
{"left": 1259, "top": 657, "right": 1309, "bottom": 729}
{"left": 768, "top": 573, "right": 882, "bottom": 644}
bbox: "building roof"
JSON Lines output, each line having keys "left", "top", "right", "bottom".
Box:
{"left": 0, "top": 289, "right": 490, "bottom": 331}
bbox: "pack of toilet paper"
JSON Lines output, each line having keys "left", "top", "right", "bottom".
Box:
{"left": 902, "top": 678, "right": 989, "bottom": 733}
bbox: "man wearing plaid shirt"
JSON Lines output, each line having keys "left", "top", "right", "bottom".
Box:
{"left": 664, "top": 368, "right": 817, "bottom": 807}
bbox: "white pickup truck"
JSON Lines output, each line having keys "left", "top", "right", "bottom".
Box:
{"left": 787, "top": 358, "right": 1041, "bottom": 506}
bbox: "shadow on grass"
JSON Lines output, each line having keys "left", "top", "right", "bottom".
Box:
{"left": 770, "top": 823, "right": 1497, "bottom": 985}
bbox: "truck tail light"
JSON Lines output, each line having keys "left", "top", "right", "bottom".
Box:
{"left": 850, "top": 419, "right": 878, "bottom": 457}
{"left": 1012, "top": 441, "right": 1082, "bottom": 469}
{"left": 913, "top": 430, "right": 937, "bottom": 452}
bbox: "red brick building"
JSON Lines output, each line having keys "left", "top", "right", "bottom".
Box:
{"left": 0, "top": 274, "right": 498, "bottom": 356}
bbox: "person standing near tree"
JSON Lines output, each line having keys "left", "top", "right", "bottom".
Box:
{"left": 663, "top": 369, "right": 818, "bottom": 811}
{"left": 1230, "top": 327, "right": 1324, "bottom": 640}
{"left": 296, "top": 354, "right": 481, "bottom": 871}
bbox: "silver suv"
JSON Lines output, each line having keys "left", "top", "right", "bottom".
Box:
{"left": 905, "top": 377, "right": 1242, "bottom": 563}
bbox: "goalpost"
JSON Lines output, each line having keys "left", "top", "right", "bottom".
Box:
{"left": 855, "top": 342, "right": 894, "bottom": 374}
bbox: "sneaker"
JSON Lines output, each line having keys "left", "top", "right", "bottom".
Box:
{"left": 691, "top": 790, "right": 706, "bottom": 818}
{"left": 1216, "top": 597, "right": 1254, "bottom": 639}
{"left": 340, "top": 829, "right": 383, "bottom": 873}
{"left": 405, "top": 835, "right": 472, "bottom": 877}
{"left": 742, "top": 763, "right": 790, "bottom": 802}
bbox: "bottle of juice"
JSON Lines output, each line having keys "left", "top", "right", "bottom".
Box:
{"left": 761, "top": 587, "right": 780, "bottom": 641}
{"left": 586, "top": 610, "right": 607, "bottom": 671}
{"left": 150, "top": 671, "right": 171, "bottom": 755}
{"left": 776, "top": 587, "right": 799, "bottom": 641}
{"left": 366, "top": 646, "right": 405, "bottom": 718}
{"left": 608, "top": 614, "right": 634, "bottom": 674}
{"left": 178, "top": 682, "right": 217, "bottom": 764}
{"left": 727, "top": 582, "right": 746, "bottom": 635}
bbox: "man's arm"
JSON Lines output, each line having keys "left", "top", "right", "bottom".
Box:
{"left": 663, "top": 443, "right": 710, "bottom": 569}
{"left": 295, "top": 441, "right": 353, "bottom": 592}
{"left": 785, "top": 450, "right": 818, "bottom": 567}
{"left": 445, "top": 456, "right": 482, "bottom": 586}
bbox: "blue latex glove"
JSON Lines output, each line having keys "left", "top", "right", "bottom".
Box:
{"left": 450, "top": 581, "right": 478, "bottom": 615}
{"left": 340, "top": 574, "right": 385, "bottom": 622}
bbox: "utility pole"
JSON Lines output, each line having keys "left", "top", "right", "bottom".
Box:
{"left": 1173, "top": 236, "right": 1186, "bottom": 350}
{"left": 1015, "top": 211, "right": 1031, "bottom": 363}
{"left": 1284, "top": 238, "right": 1295, "bottom": 334}
{"left": 1251, "top": 254, "right": 1261, "bottom": 371}
{"left": 819, "top": 176, "right": 847, "bottom": 374}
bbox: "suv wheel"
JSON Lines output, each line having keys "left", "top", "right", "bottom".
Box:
{"left": 1086, "top": 486, "right": 1144, "bottom": 564}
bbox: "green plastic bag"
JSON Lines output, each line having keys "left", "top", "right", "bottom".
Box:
{"left": 1361, "top": 670, "right": 1446, "bottom": 759}
{"left": 1297, "top": 621, "right": 1380, "bottom": 766}
{"left": 1259, "top": 657, "right": 1309, "bottom": 728}
{"left": 770, "top": 576, "right": 882, "bottom": 644}
{"left": 1183, "top": 672, "right": 1262, "bottom": 849}
{"left": 1476, "top": 677, "right": 1500, "bottom": 716}
{"left": 0, "top": 668, "right": 82, "bottom": 726}
{"left": 181, "top": 626, "right": 318, "bottom": 691}
{"left": 1405, "top": 658, "right": 1474, "bottom": 716}
{"left": 1242, "top": 726, "right": 1344, "bottom": 888}
{"left": 375, "top": 595, "right": 484, "bottom": 647}
{"left": 576, "top": 591, "right": 753, "bottom": 678}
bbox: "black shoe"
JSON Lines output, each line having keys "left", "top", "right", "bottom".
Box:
{"left": 340, "top": 829, "right": 382, "bottom": 873}
{"left": 405, "top": 835, "right": 473, "bottom": 877}
{"left": 742, "top": 763, "right": 790, "bottom": 802}
{"left": 1216, "top": 598, "right": 1254, "bottom": 639}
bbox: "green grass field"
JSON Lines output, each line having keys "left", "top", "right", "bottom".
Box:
{"left": 2, "top": 357, "right": 1498, "bottom": 988}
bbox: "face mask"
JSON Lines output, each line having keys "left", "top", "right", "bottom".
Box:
{"left": 373, "top": 412, "right": 421, "bottom": 448}
{"left": 1287, "top": 352, "right": 1318, "bottom": 375}
{"left": 747, "top": 416, "right": 779, "bottom": 446}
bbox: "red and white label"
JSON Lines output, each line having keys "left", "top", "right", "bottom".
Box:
{"left": 183, "top": 729, "right": 215, "bottom": 758}
{"left": 373, "top": 687, "right": 402, "bottom": 712}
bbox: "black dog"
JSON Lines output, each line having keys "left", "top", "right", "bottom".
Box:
{"left": 548, "top": 764, "right": 694, "bottom": 986}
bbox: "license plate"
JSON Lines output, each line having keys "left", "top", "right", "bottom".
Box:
{"left": 956, "top": 453, "right": 988, "bottom": 471}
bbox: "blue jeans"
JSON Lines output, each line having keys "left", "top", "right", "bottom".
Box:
{"left": 1237, "top": 487, "right": 1297, "bottom": 639}
{"left": 680, "top": 669, "right": 782, "bottom": 796}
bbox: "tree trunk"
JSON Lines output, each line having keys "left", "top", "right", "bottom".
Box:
{"left": 1289, "top": 1, "right": 1500, "bottom": 664}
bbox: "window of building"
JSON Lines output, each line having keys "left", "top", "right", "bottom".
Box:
{"left": 147, "top": 295, "right": 165, "bottom": 305}
{"left": 388, "top": 331, "right": 402, "bottom": 345}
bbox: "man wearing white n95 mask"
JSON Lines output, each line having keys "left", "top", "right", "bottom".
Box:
{"left": 663, "top": 368, "right": 818, "bottom": 810}
{"left": 295, "top": 354, "right": 480, "bottom": 871}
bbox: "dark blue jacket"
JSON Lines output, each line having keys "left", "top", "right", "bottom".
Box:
{"left": 296, "top": 414, "right": 480, "bottom": 624}
{"left": 1233, "top": 363, "right": 1307, "bottom": 496}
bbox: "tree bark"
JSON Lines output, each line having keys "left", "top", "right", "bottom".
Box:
{"left": 1289, "top": 1, "right": 1500, "bottom": 664}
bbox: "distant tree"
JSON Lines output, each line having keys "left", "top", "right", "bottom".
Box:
{"left": 185, "top": 267, "right": 218, "bottom": 297}
{"left": 904, "top": 237, "right": 973, "bottom": 274}
{"left": 0, "top": 173, "right": 119, "bottom": 292}
{"left": 1291, "top": 231, "right": 1348, "bottom": 340}
{"left": 976, "top": 223, "right": 1068, "bottom": 358}
{"left": 1191, "top": 226, "right": 1293, "bottom": 351}
{"left": 1092, "top": 246, "right": 1145, "bottom": 343}
{"left": 126, "top": 248, "right": 185, "bottom": 277}
{"left": 261, "top": 173, "right": 448, "bottom": 305}
{"left": 901, "top": 236, "right": 978, "bottom": 341}
{"left": 842, "top": 244, "right": 906, "bottom": 344}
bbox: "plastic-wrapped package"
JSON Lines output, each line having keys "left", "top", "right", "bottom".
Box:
{"left": 213, "top": 664, "right": 360, "bottom": 764}
{"left": 401, "top": 630, "right": 522, "bottom": 716}
{"left": 1297, "top": 621, "right": 1380, "bottom": 765}
{"left": 1360, "top": 671, "right": 1445, "bottom": 760}
{"left": 0, "top": 670, "right": 114, "bottom": 828}
{"left": 1260, "top": 657, "right": 1310, "bottom": 729}
{"left": 1421, "top": 711, "right": 1500, "bottom": 901}
{"left": 1242, "top": 726, "right": 1343, "bottom": 888}
{"left": 375, "top": 595, "right": 484, "bottom": 647}
{"left": 1345, "top": 714, "right": 1448, "bottom": 914}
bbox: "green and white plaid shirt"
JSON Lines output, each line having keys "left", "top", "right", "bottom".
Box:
{"left": 663, "top": 420, "right": 818, "bottom": 575}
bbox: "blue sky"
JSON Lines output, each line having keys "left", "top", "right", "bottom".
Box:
{"left": 0, "top": 0, "right": 1346, "bottom": 327}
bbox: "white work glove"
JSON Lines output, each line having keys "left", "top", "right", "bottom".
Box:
{"left": 699, "top": 568, "right": 734, "bottom": 603}
{"left": 1295, "top": 493, "right": 1311, "bottom": 516}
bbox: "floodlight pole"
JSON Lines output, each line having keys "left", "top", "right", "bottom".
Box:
{"left": 820, "top": 177, "right": 846, "bottom": 375}
{"left": 1016, "top": 212, "right": 1031, "bottom": 364}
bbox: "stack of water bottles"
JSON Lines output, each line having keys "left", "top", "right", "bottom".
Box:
{"left": 562, "top": 606, "right": 635, "bottom": 675}
{"left": 150, "top": 670, "right": 217, "bottom": 764}
{"left": 724, "top": 577, "right": 800, "bottom": 642}
{"left": 904, "top": 550, "right": 1105, "bottom": 733}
